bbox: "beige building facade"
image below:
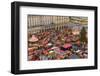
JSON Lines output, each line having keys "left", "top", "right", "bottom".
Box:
{"left": 28, "top": 15, "right": 88, "bottom": 34}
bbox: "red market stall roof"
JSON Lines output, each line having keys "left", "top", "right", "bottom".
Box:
{"left": 29, "top": 35, "right": 38, "bottom": 42}
{"left": 63, "top": 43, "right": 72, "bottom": 48}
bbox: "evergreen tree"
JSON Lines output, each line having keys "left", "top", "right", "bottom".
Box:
{"left": 80, "top": 27, "right": 87, "bottom": 43}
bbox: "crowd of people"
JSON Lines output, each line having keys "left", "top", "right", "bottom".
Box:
{"left": 28, "top": 26, "right": 88, "bottom": 61}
